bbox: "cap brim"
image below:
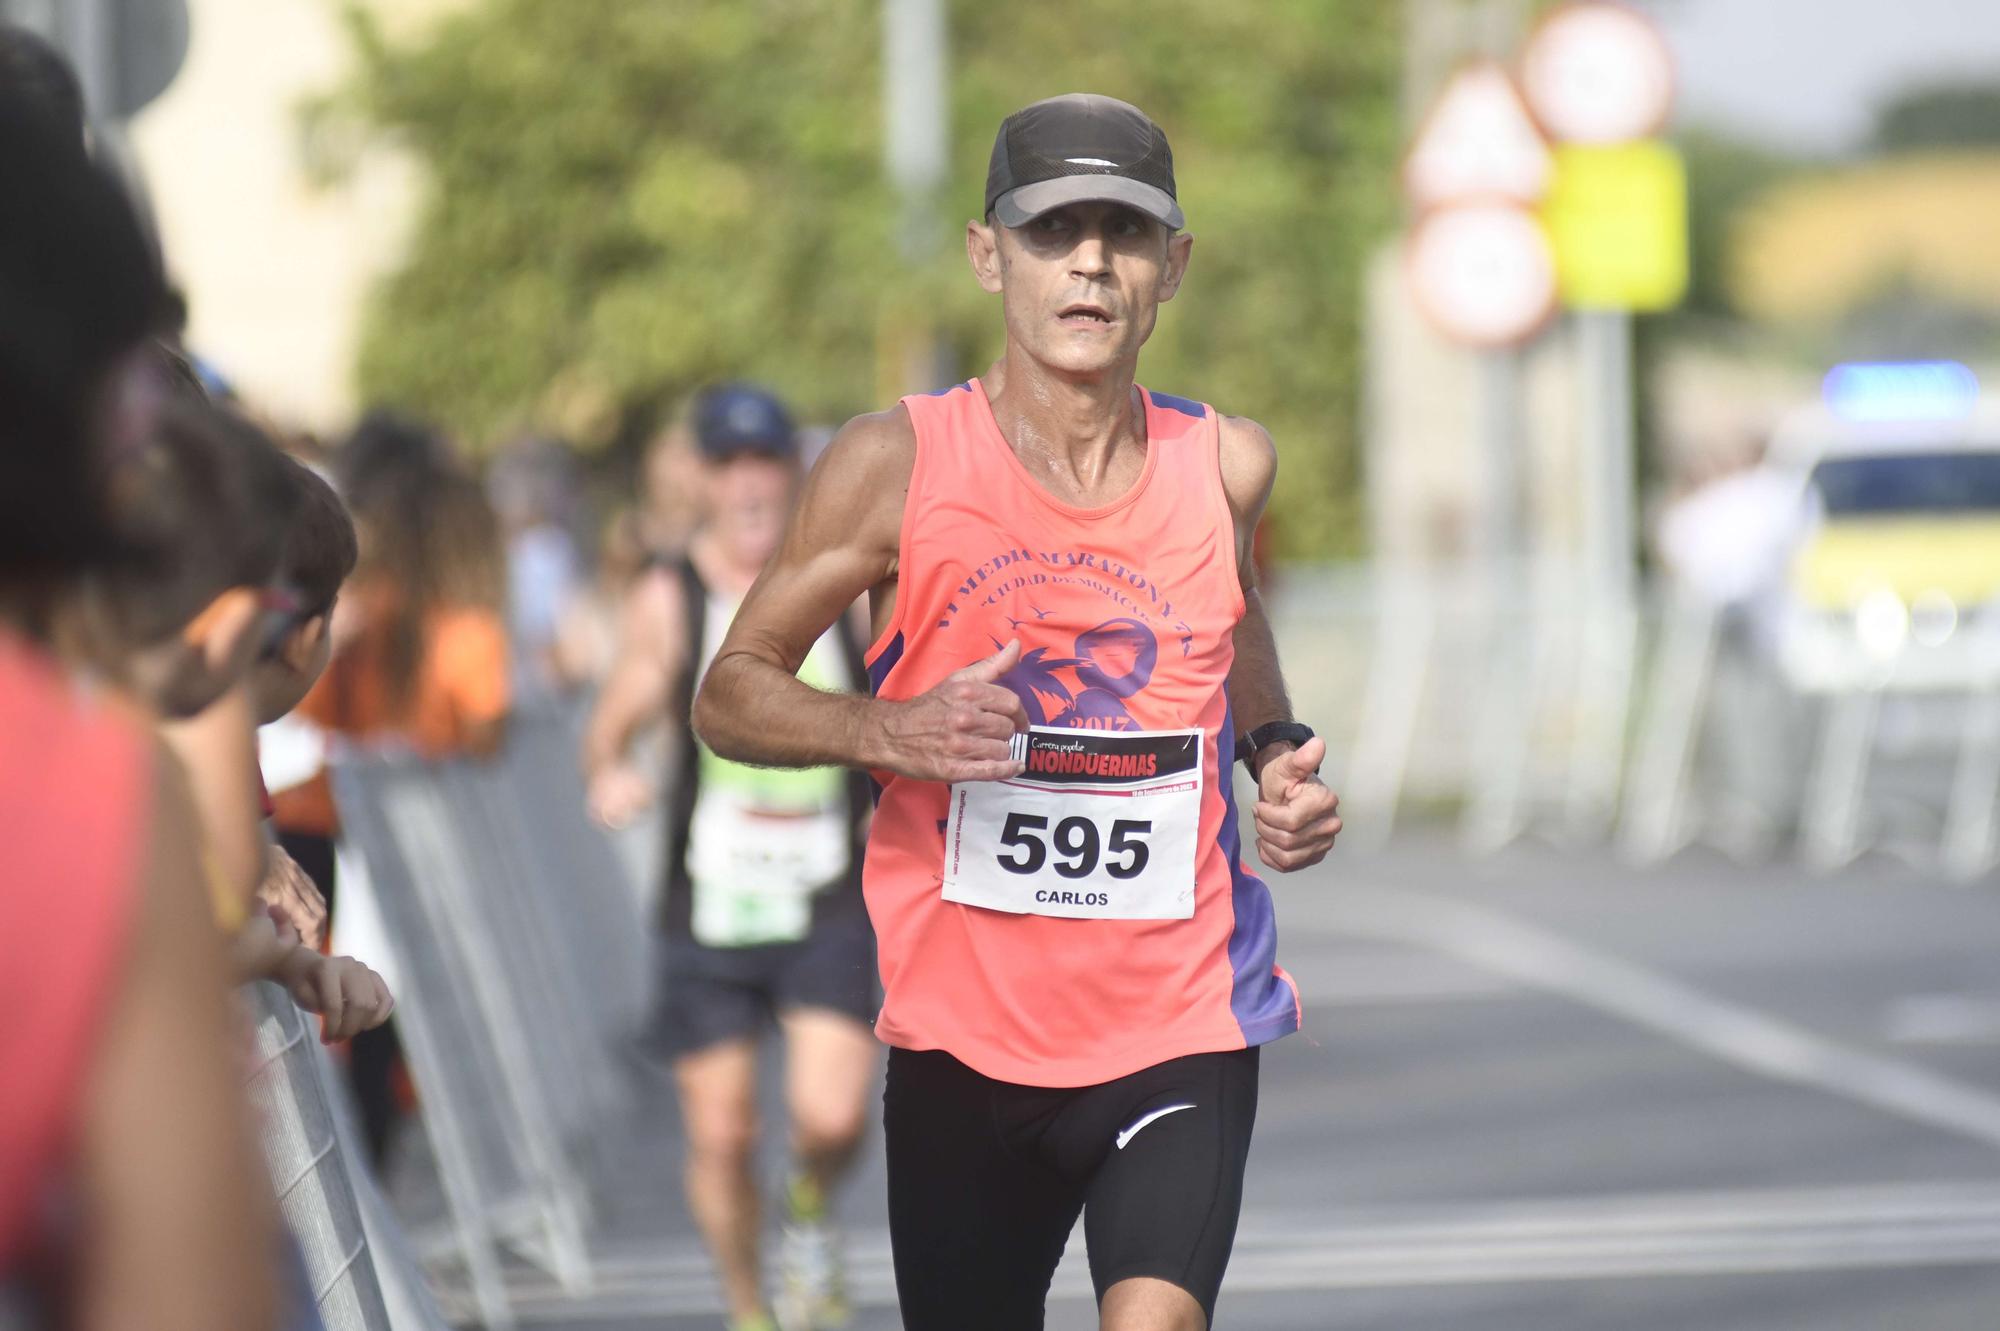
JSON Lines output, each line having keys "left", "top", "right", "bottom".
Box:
{"left": 698, "top": 435, "right": 797, "bottom": 461}
{"left": 994, "top": 175, "right": 1183, "bottom": 230}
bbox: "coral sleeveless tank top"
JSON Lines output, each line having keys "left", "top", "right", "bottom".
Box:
{"left": 863, "top": 378, "right": 1299, "bottom": 1088}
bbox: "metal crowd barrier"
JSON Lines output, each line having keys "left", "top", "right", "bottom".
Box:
{"left": 1274, "top": 565, "right": 2000, "bottom": 875}
{"left": 1284, "top": 562, "right": 1639, "bottom": 853}
{"left": 244, "top": 980, "right": 393, "bottom": 1331}
{"left": 329, "top": 702, "right": 653, "bottom": 1328}
{"left": 313, "top": 1002, "right": 455, "bottom": 1331}
{"left": 0, "top": 987, "right": 433, "bottom": 1331}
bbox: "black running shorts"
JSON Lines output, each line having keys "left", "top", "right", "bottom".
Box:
{"left": 884, "top": 1044, "right": 1260, "bottom": 1329}
{"left": 647, "top": 908, "right": 877, "bottom": 1060}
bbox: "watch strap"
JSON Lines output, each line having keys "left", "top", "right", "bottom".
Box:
{"left": 1235, "top": 721, "right": 1315, "bottom": 768}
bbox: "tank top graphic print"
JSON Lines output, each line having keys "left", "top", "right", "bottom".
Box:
{"left": 863, "top": 379, "right": 1300, "bottom": 1088}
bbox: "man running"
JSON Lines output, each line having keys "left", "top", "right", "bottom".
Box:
{"left": 694, "top": 95, "right": 1341, "bottom": 1331}
{"left": 585, "top": 386, "right": 877, "bottom": 1331}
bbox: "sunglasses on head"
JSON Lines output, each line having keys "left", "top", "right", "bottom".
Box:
{"left": 181, "top": 582, "right": 304, "bottom": 652}
{"left": 256, "top": 584, "right": 313, "bottom": 661}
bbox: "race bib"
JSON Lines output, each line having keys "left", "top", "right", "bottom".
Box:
{"left": 687, "top": 797, "right": 849, "bottom": 948}
{"left": 942, "top": 726, "right": 1202, "bottom": 920}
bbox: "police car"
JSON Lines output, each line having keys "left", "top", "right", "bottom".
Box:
{"left": 1773, "top": 362, "right": 2000, "bottom": 694}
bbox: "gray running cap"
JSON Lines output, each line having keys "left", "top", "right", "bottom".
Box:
{"left": 983, "top": 93, "right": 1183, "bottom": 231}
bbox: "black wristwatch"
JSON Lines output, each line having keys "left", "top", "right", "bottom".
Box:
{"left": 1235, "top": 721, "right": 1316, "bottom": 772}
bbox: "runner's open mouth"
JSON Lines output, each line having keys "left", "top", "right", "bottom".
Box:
{"left": 1059, "top": 304, "right": 1115, "bottom": 323}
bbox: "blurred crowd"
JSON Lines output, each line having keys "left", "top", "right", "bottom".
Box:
{"left": 0, "top": 25, "right": 709, "bottom": 1329}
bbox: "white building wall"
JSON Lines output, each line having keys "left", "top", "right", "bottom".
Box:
{"left": 127, "top": 0, "right": 465, "bottom": 431}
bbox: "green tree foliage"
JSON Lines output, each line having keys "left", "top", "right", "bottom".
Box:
{"left": 1873, "top": 80, "right": 2000, "bottom": 153}
{"left": 1669, "top": 127, "right": 1804, "bottom": 325}
{"left": 338, "top": 0, "right": 1399, "bottom": 556}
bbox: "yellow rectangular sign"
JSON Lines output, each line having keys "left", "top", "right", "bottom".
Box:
{"left": 1541, "top": 142, "right": 1688, "bottom": 311}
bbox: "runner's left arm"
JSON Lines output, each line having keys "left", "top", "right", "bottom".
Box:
{"left": 1219, "top": 415, "right": 1342, "bottom": 872}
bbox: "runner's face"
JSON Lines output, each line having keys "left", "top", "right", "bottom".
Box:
{"left": 970, "top": 202, "right": 1193, "bottom": 376}
{"left": 707, "top": 453, "right": 795, "bottom": 567}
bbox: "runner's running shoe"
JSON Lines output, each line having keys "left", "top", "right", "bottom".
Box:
{"left": 775, "top": 1175, "right": 850, "bottom": 1329}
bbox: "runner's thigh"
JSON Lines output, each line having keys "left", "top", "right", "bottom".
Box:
{"left": 884, "top": 1048, "right": 1083, "bottom": 1331}
{"left": 778, "top": 1005, "right": 877, "bottom": 1144}
{"left": 1082, "top": 1047, "right": 1260, "bottom": 1324}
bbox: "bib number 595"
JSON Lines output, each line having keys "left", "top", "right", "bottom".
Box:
{"left": 996, "top": 812, "right": 1151, "bottom": 880}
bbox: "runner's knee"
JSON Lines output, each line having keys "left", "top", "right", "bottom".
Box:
{"left": 1099, "top": 1276, "right": 1206, "bottom": 1331}
{"left": 681, "top": 1098, "right": 759, "bottom": 1166}
{"left": 789, "top": 1098, "right": 867, "bottom": 1157}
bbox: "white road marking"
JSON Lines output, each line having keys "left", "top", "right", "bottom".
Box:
{"left": 1886, "top": 994, "right": 2000, "bottom": 1046}
{"left": 438, "top": 886, "right": 2000, "bottom": 1322}
{"left": 476, "top": 1182, "right": 2000, "bottom": 1320}
{"left": 1331, "top": 885, "right": 2000, "bottom": 1152}
{"left": 1295, "top": 946, "right": 1522, "bottom": 1006}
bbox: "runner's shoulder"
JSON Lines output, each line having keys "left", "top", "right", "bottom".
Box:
{"left": 816, "top": 403, "right": 917, "bottom": 486}
{"left": 620, "top": 560, "right": 686, "bottom": 656}
{"left": 1214, "top": 413, "right": 1277, "bottom": 513}
{"left": 796, "top": 404, "right": 916, "bottom": 549}
{"left": 1215, "top": 412, "right": 1275, "bottom": 464}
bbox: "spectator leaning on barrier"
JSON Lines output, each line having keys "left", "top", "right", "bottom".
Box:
{"left": 56, "top": 395, "right": 395, "bottom": 1040}
{"left": 94, "top": 386, "right": 299, "bottom": 921}
{"left": 251, "top": 454, "right": 361, "bottom": 947}
{"left": 0, "top": 91, "right": 281, "bottom": 1331}
{"left": 83, "top": 396, "right": 301, "bottom": 730}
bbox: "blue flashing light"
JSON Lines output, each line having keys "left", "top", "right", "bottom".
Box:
{"left": 1824, "top": 361, "right": 1979, "bottom": 423}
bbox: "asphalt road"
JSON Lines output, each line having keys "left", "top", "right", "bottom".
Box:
{"left": 433, "top": 834, "right": 2000, "bottom": 1329}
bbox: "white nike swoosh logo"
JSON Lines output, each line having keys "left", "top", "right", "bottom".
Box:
{"left": 1116, "top": 1102, "right": 1196, "bottom": 1150}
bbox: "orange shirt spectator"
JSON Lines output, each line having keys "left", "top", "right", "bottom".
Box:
{"left": 271, "top": 580, "right": 510, "bottom": 837}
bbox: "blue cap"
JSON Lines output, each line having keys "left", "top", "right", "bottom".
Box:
{"left": 693, "top": 383, "right": 797, "bottom": 460}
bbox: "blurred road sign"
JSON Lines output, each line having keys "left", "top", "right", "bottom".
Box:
{"left": 1403, "top": 61, "right": 1551, "bottom": 210}
{"left": 1521, "top": 1, "right": 1674, "bottom": 146}
{"left": 109, "top": 0, "right": 190, "bottom": 120}
{"left": 1541, "top": 141, "right": 1687, "bottom": 310}
{"left": 1406, "top": 202, "right": 1557, "bottom": 348}
{"left": 5, "top": 0, "right": 191, "bottom": 121}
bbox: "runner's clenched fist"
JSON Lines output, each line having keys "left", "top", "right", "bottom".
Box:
{"left": 1252, "top": 736, "right": 1341, "bottom": 872}
{"left": 868, "top": 639, "right": 1030, "bottom": 783}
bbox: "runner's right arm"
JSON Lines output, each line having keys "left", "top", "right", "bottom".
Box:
{"left": 580, "top": 567, "right": 686, "bottom": 827}
{"left": 693, "top": 407, "right": 1028, "bottom": 783}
